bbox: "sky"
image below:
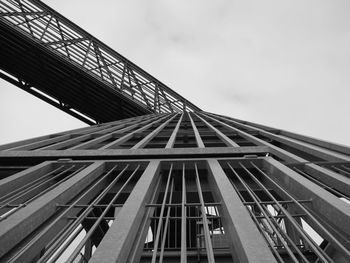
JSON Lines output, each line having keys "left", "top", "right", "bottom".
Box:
{"left": 1, "top": 0, "right": 350, "bottom": 146}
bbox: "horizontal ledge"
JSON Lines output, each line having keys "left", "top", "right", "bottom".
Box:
{"left": 0, "top": 146, "right": 269, "bottom": 161}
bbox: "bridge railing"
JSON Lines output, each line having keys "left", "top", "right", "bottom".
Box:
{"left": 0, "top": 0, "right": 201, "bottom": 113}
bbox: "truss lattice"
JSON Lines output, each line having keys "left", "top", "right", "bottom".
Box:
{"left": 0, "top": 0, "right": 201, "bottom": 123}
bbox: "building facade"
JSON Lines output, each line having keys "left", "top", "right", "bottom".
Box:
{"left": 0, "top": 0, "right": 350, "bottom": 262}
{"left": 0, "top": 111, "right": 350, "bottom": 262}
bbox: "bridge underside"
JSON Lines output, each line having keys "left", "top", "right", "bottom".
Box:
{"left": 0, "top": 20, "right": 151, "bottom": 124}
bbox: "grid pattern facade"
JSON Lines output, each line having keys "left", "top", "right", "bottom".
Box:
{"left": 0, "top": 112, "right": 349, "bottom": 263}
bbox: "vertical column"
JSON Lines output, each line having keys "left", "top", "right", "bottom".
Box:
{"left": 132, "top": 114, "right": 177, "bottom": 149}
{"left": 188, "top": 112, "right": 204, "bottom": 148}
{"left": 263, "top": 157, "right": 350, "bottom": 246}
{"left": 225, "top": 115, "right": 350, "bottom": 162}
{"left": 207, "top": 159, "right": 277, "bottom": 263}
{"left": 194, "top": 163, "right": 215, "bottom": 262}
{"left": 194, "top": 112, "right": 239, "bottom": 147}
{"left": 202, "top": 112, "right": 350, "bottom": 196}
{"left": 0, "top": 161, "right": 52, "bottom": 196}
{"left": 181, "top": 163, "right": 187, "bottom": 263}
{"left": 70, "top": 114, "right": 158, "bottom": 150}
{"left": 0, "top": 161, "right": 105, "bottom": 258}
{"left": 100, "top": 115, "right": 170, "bottom": 149}
{"left": 201, "top": 112, "right": 305, "bottom": 162}
{"left": 165, "top": 113, "right": 183, "bottom": 148}
{"left": 90, "top": 160, "right": 161, "bottom": 263}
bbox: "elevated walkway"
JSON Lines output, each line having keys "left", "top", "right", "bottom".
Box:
{"left": 0, "top": 0, "right": 200, "bottom": 124}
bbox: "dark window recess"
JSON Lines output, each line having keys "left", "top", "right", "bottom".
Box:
{"left": 265, "top": 129, "right": 280, "bottom": 134}
{"left": 86, "top": 135, "right": 122, "bottom": 150}
{"left": 292, "top": 165, "right": 350, "bottom": 202}
{"left": 320, "top": 162, "right": 350, "bottom": 178}
{"left": 174, "top": 133, "right": 197, "bottom": 148}
{"left": 174, "top": 120, "right": 197, "bottom": 148}
{"left": 198, "top": 130, "right": 226, "bottom": 147}
{"left": 139, "top": 161, "right": 227, "bottom": 262}
{"left": 219, "top": 159, "right": 334, "bottom": 262}
{"left": 58, "top": 137, "right": 94, "bottom": 150}
{"left": 0, "top": 161, "right": 148, "bottom": 263}
{"left": 264, "top": 138, "right": 325, "bottom": 162}
{"left": 227, "top": 134, "right": 256, "bottom": 147}
{"left": 144, "top": 117, "right": 181, "bottom": 148}
{"left": 111, "top": 126, "right": 155, "bottom": 149}
{"left": 113, "top": 133, "right": 146, "bottom": 149}
{"left": 0, "top": 165, "right": 30, "bottom": 180}
{"left": 144, "top": 131, "right": 172, "bottom": 148}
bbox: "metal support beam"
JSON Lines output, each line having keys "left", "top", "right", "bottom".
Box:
{"left": 132, "top": 114, "right": 177, "bottom": 149}
{"left": 0, "top": 146, "right": 269, "bottom": 160}
{"left": 0, "top": 161, "right": 105, "bottom": 258}
{"left": 188, "top": 112, "right": 205, "bottom": 148}
{"left": 207, "top": 159, "right": 277, "bottom": 263}
{"left": 194, "top": 112, "right": 239, "bottom": 147}
{"left": 90, "top": 160, "right": 160, "bottom": 263}
{"left": 0, "top": 161, "right": 52, "bottom": 196}
{"left": 165, "top": 113, "right": 183, "bottom": 148}
{"left": 100, "top": 114, "right": 170, "bottom": 149}
{"left": 227, "top": 116, "right": 350, "bottom": 156}
{"left": 0, "top": 0, "right": 202, "bottom": 122}
{"left": 202, "top": 112, "right": 350, "bottom": 196}
{"left": 263, "top": 157, "right": 350, "bottom": 247}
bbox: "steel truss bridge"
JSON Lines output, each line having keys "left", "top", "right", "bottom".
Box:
{"left": 0, "top": 0, "right": 201, "bottom": 124}
{"left": 1, "top": 1, "right": 350, "bottom": 263}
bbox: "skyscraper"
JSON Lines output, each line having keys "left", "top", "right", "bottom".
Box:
{"left": 0, "top": 1, "right": 349, "bottom": 262}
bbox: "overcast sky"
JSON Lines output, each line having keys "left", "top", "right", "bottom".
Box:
{"left": 1, "top": 0, "right": 349, "bottom": 146}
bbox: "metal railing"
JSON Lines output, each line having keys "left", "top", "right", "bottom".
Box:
{"left": 222, "top": 159, "right": 350, "bottom": 263}
{"left": 0, "top": 0, "right": 201, "bottom": 114}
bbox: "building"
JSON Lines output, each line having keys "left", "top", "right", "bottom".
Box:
{"left": 0, "top": 0, "right": 350, "bottom": 262}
